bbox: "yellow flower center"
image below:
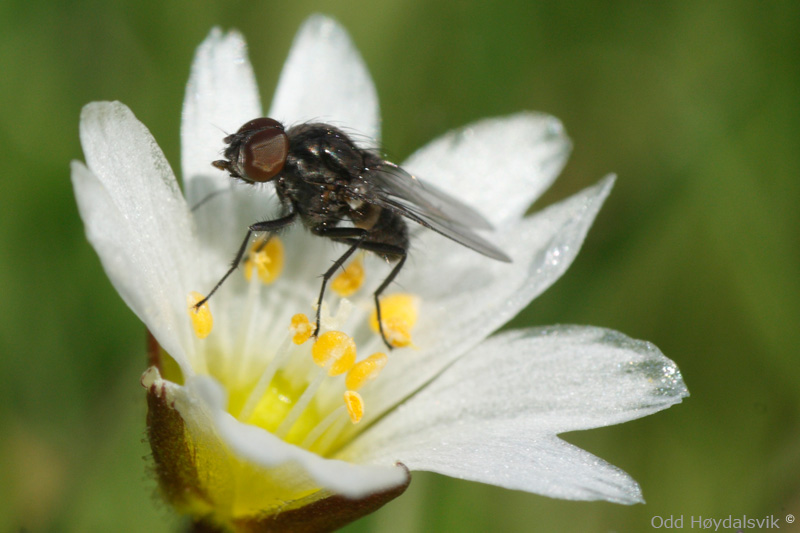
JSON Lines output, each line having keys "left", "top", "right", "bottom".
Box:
{"left": 172, "top": 247, "right": 422, "bottom": 523}
{"left": 183, "top": 251, "right": 418, "bottom": 453}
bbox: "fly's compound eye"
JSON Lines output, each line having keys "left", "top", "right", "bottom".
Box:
{"left": 237, "top": 117, "right": 284, "bottom": 135}
{"left": 242, "top": 125, "right": 289, "bottom": 182}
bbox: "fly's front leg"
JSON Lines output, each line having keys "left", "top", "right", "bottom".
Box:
{"left": 195, "top": 209, "right": 296, "bottom": 309}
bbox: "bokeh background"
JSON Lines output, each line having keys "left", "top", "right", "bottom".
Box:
{"left": 1, "top": 1, "right": 798, "bottom": 531}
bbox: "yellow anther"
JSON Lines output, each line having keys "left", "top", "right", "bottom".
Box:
{"left": 343, "top": 390, "right": 364, "bottom": 424}
{"left": 331, "top": 256, "right": 365, "bottom": 297}
{"left": 311, "top": 331, "right": 356, "bottom": 376}
{"left": 187, "top": 291, "right": 213, "bottom": 339}
{"left": 345, "top": 352, "right": 388, "bottom": 391}
{"left": 369, "top": 293, "right": 420, "bottom": 348}
{"left": 243, "top": 236, "right": 284, "bottom": 284}
{"left": 289, "top": 313, "right": 313, "bottom": 345}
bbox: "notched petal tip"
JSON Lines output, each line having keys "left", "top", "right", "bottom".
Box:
{"left": 203, "top": 25, "right": 224, "bottom": 42}
{"left": 197, "top": 25, "right": 247, "bottom": 57}
{"left": 602, "top": 328, "right": 689, "bottom": 403}
{"left": 79, "top": 101, "right": 134, "bottom": 152}
{"left": 80, "top": 99, "right": 122, "bottom": 119}
{"left": 521, "top": 325, "right": 688, "bottom": 424}
{"left": 182, "top": 23, "right": 262, "bottom": 203}
{"left": 297, "top": 14, "right": 353, "bottom": 49}
{"left": 269, "top": 13, "right": 380, "bottom": 145}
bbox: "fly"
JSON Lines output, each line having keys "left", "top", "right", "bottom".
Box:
{"left": 197, "top": 118, "right": 511, "bottom": 349}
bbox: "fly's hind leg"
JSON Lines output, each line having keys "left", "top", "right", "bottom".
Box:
{"left": 353, "top": 241, "right": 407, "bottom": 350}
{"left": 312, "top": 227, "right": 407, "bottom": 349}
{"left": 311, "top": 227, "right": 369, "bottom": 338}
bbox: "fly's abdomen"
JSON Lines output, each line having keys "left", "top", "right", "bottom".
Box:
{"left": 370, "top": 209, "right": 408, "bottom": 258}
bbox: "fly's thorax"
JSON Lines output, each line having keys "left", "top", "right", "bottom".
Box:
{"left": 285, "top": 123, "right": 366, "bottom": 183}
{"left": 279, "top": 123, "right": 374, "bottom": 230}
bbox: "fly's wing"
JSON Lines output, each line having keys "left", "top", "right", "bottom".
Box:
{"left": 371, "top": 163, "right": 493, "bottom": 230}
{"left": 362, "top": 162, "right": 512, "bottom": 262}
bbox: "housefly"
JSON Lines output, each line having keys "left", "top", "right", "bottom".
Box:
{"left": 198, "top": 118, "right": 511, "bottom": 349}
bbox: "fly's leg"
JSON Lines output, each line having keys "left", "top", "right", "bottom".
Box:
{"left": 311, "top": 227, "right": 369, "bottom": 338}
{"left": 253, "top": 233, "right": 276, "bottom": 254}
{"left": 195, "top": 210, "right": 296, "bottom": 309}
{"left": 312, "top": 228, "right": 407, "bottom": 348}
{"left": 357, "top": 241, "right": 407, "bottom": 350}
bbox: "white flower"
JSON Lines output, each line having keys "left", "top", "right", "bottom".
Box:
{"left": 71, "top": 14, "right": 687, "bottom": 529}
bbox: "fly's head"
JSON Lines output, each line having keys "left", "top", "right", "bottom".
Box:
{"left": 212, "top": 118, "right": 290, "bottom": 184}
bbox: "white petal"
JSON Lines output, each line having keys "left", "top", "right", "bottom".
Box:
{"left": 185, "top": 375, "right": 408, "bottom": 499}
{"left": 180, "top": 28, "right": 269, "bottom": 258}
{"left": 343, "top": 326, "right": 687, "bottom": 503}
{"left": 403, "top": 112, "right": 571, "bottom": 229}
{"left": 181, "top": 28, "right": 263, "bottom": 205}
{"left": 395, "top": 433, "right": 641, "bottom": 504}
{"left": 72, "top": 162, "right": 187, "bottom": 364}
{"left": 269, "top": 14, "right": 380, "bottom": 146}
{"left": 72, "top": 102, "right": 199, "bottom": 368}
{"left": 358, "top": 176, "right": 616, "bottom": 421}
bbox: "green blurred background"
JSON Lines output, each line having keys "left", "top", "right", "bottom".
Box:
{"left": 1, "top": 1, "right": 798, "bottom": 531}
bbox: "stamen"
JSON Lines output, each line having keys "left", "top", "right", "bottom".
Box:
{"left": 345, "top": 352, "right": 388, "bottom": 391}
{"left": 232, "top": 265, "right": 271, "bottom": 383}
{"left": 300, "top": 406, "right": 346, "bottom": 450}
{"left": 275, "top": 367, "right": 327, "bottom": 438}
{"left": 331, "top": 255, "right": 365, "bottom": 297}
{"left": 187, "top": 291, "right": 213, "bottom": 339}
{"left": 243, "top": 236, "right": 284, "bottom": 284}
{"left": 319, "top": 298, "right": 354, "bottom": 331}
{"left": 343, "top": 390, "right": 364, "bottom": 424}
{"left": 289, "top": 313, "right": 313, "bottom": 345}
{"left": 369, "top": 293, "right": 420, "bottom": 348}
{"left": 311, "top": 331, "right": 356, "bottom": 376}
{"left": 314, "top": 412, "right": 350, "bottom": 455}
{"left": 238, "top": 334, "right": 293, "bottom": 422}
